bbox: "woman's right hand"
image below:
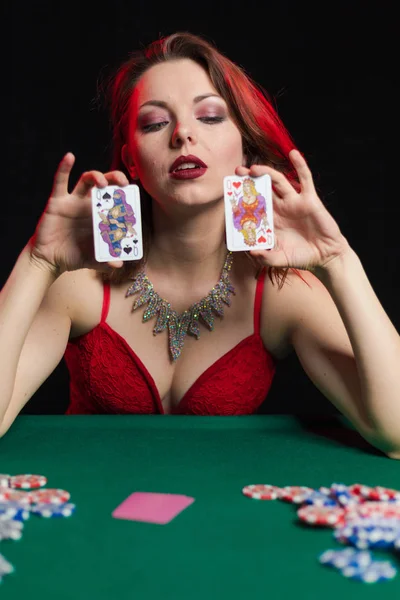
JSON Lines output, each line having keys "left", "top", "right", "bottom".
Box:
{"left": 29, "top": 153, "right": 130, "bottom": 275}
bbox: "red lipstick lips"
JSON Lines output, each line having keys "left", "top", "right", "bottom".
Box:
{"left": 169, "top": 154, "right": 207, "bottom": 180}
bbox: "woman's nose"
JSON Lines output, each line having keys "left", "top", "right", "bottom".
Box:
{"left": 171, "top": 121, "right": 197, "bottom": 147}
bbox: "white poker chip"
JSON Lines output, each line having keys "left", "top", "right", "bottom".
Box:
{"left": 32, "top": 502, "right": 76, "bottom": 518}
{"left": 0, "top": 474, "right": 10, "bottom": 488}
{"left": 0, "top": 553, "right": 15, "bottom": 576}
{"left": 0, "top": 519, "right": 23, "bottom": 541}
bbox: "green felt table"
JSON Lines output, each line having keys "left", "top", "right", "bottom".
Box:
{"left": 1, "top": 414, "right": 399, "bottom": 599}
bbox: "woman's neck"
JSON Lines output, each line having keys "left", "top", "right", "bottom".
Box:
{"left": 147, "top": 202, "right": 229, "bottom": 286}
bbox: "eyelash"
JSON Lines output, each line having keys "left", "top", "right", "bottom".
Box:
{"left": 142, "top": 116, "right": 225, "bottom": 133}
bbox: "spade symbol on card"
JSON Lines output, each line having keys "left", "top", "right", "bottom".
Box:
{"left": 133, "top": 238, "right": 138, "bottom": 244}
{"left": 257, "top": 236, "right": 267, "bottom": 243}
{"left": 102, "top": 192, "right": 111, "bottom": 200}
{"left": 123, "top": 247, "right": 132, "bottom": 254}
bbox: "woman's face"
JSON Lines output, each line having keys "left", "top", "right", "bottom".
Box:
{"left": 123, "top": 59, "right": 246, "bottom": 210}
{"left": 243, "top": 181, "right": 252, "bottom": 195}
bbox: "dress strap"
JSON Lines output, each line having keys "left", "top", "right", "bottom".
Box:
{"left": 253, "top": 268, "right": 266, "bottom": 334}
{"left": 100, "top": 282, "right": 111, "bottom": 323}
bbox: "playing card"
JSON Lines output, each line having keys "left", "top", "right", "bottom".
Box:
{"left": 91, "top": 185, "right": 143, "bottom": 262}
{"left": 223, "top": 174, "right": 274, "bottom": 251}
{"left": 111, "top": 492, "right": 195, "bottom": 524}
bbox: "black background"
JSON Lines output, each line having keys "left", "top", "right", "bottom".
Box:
{"left": 2, "top": 0, "right": 398, "bottom": 416}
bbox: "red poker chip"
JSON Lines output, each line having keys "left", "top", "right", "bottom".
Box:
{"left": 9, "top": 474, "right": 47, "bottom": 490}
{"left": 278, "top": 486, "right": 314, "bottom": 504}
{"left": 30, "top": 488, "right": 70, "bottom": 505}
{"left": 367, "top": 486, "right": 400, "bottom": 502}
{"left": 242, "top": 484, "right": 281, "bottom": 500}
{"left": 348, "top": 483, "right": 372, "bottom": 500}
{"left": 0, "top": 488, "right": 33, "bottom": 504}
{"left": 345, "top": 501, "right": 400, "bottom": 521}
{"left": 297, "top": 505, "right": 346, "bottom": 527}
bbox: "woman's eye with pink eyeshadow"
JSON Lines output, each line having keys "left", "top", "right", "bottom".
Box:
{"left": 197, "top": 115, "right": 226, "bottom": 124}
{"left": 140, "top": 120, "right": 169, "bottom": 133}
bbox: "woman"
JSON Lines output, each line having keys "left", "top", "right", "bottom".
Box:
{"left": 0, "top": 32, "right": 399, "bottom": 457}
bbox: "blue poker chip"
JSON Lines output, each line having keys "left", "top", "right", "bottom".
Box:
{"left": 329, "top": 483, "right": 358, "bottom": 508}
{"left": 319, "top": 548, "right": 372, "bottom": 570}
{"left": 303, "top": 491, "right": 337, "bottom": 507}
{"left": 341, "top": 559, "right": 397, "bottom": 583}
{"left": 0, "top": 502, "right": 30, "bottom": 522}
{"left": 31, "top": 502, "right": 76, "bottom": 518}
{"left": 334, "top": 517, "right": 400, "bottom": 550}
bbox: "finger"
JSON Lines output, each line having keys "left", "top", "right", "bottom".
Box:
{"left": 73, "top": 171, "right": 110, "bottom": 198}
{"left": 51, "top": 153, "right": 75, "bottom": 198}
{"left": 235, "top": 166, "right": 250, "bottom": 177}
{"left": 107, "top": 260, "right": 123, "bottom": 269}
{"left": 289, "top": 149, "right": 315, "bottom": 193}
{"left": 249, "top": 164, "right": 294, "bottom": 198}
{"left": 249, "top": 247, "right": 288, "bottom": 269}
{"left": 103, "top": 170, "right": 130, "bottom": 187}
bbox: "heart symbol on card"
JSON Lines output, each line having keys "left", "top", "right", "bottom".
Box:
{"left": 123, "top": 247, "right": 132, "bottom": 254}
{"left": 233, "top": 182, "right": 241, "bottom": 189}
{"left": 227, "top": 191, "right": 232, "bottom": 196}
{"left": 266, "top": 229, "right": 272, "bottom": 233}
{"left": 257, "top": 236, "right": 267, "bottom": 243}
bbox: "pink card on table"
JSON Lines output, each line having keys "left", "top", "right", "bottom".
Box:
{"left": 112, "top": 492, "right": 195, "bottom": 524}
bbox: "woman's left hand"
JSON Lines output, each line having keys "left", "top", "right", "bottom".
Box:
{"left": 235, "top": 149, "right": 350, "bottom": 271}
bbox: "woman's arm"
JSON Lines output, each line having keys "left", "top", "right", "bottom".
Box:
{"left": 0, "top": 246, "right": 72, "bottom": 436}
{"left": 278, "top": 248, "right": 400, "bottom": 457}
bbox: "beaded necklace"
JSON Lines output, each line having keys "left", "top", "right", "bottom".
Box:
{"left": 125, "top": 252, "right": 235, "bottom": 361}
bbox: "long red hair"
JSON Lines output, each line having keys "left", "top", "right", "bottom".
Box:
{"left": 100, "top": 32, "right": 306, "bottom": 288}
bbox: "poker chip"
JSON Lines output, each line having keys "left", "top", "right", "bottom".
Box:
{"left": 348, "top": 483, "right": 373, "bottom": 500}
{"left": 9, "top": 474, "right": 47, "bottom": 490}
{"left": 0, "top": 519, "right": 23, "bottom": 541}
{"left": 342, "top": 560, "right": 397, "bottom": 583}
{"left": 240, "top": 479, "right": 400, "bottom": 584}
{"left": 0, "top": 474, "right": 10, "bottom": 488}
{"left": 345, "top": 501, "right": 400, "bottom": 521}
{"left": 303, "top": 491, "right": 338, "bottom": 508}
{"left": 334, "top": 517, "right": 400, "bottom": 550}
{"left": 30, "top": 488, "right": 70, "bottom": 505}
{"left": 298, "top": 505, "right": 346, "bottom": 528}
{"left": 0, "top": 553, "right": 14, "bottom": 578}
{"left": 329, "top": 483, "right": 359, "bottom": 508}
{"left": 242, "top": 484, "right": 281, "bottom": 500}
{"left": 0, "top": 502, "right": 30, "bottom": 522}
{"left": 319, "top": 547, "right": 372, "bottom": 570}
{"left": 367, "top": 486, "right": 400, "bottom": 502}
{"left": 31, "top": 502, "right": 76, "bottom": 518}
{"left": 278, "top": 486, "right": 314, "bottom": 504}
{"left": 0, "top": 489, "right": 33, "bottom": 505}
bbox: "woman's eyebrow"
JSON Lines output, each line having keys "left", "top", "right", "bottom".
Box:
{"left": 139, "top": 93, "right": 221, "bottom": 110}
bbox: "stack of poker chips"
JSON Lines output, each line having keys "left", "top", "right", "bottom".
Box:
{"left": 242, "top": 482, "right": 400, "bottom": 583}
{"left": 0, "top": 473, "right": 75, "bottom": 585}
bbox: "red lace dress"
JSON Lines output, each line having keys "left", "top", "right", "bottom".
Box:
{"left": 64, "top": 268, "right": 276, "bottom": 415}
